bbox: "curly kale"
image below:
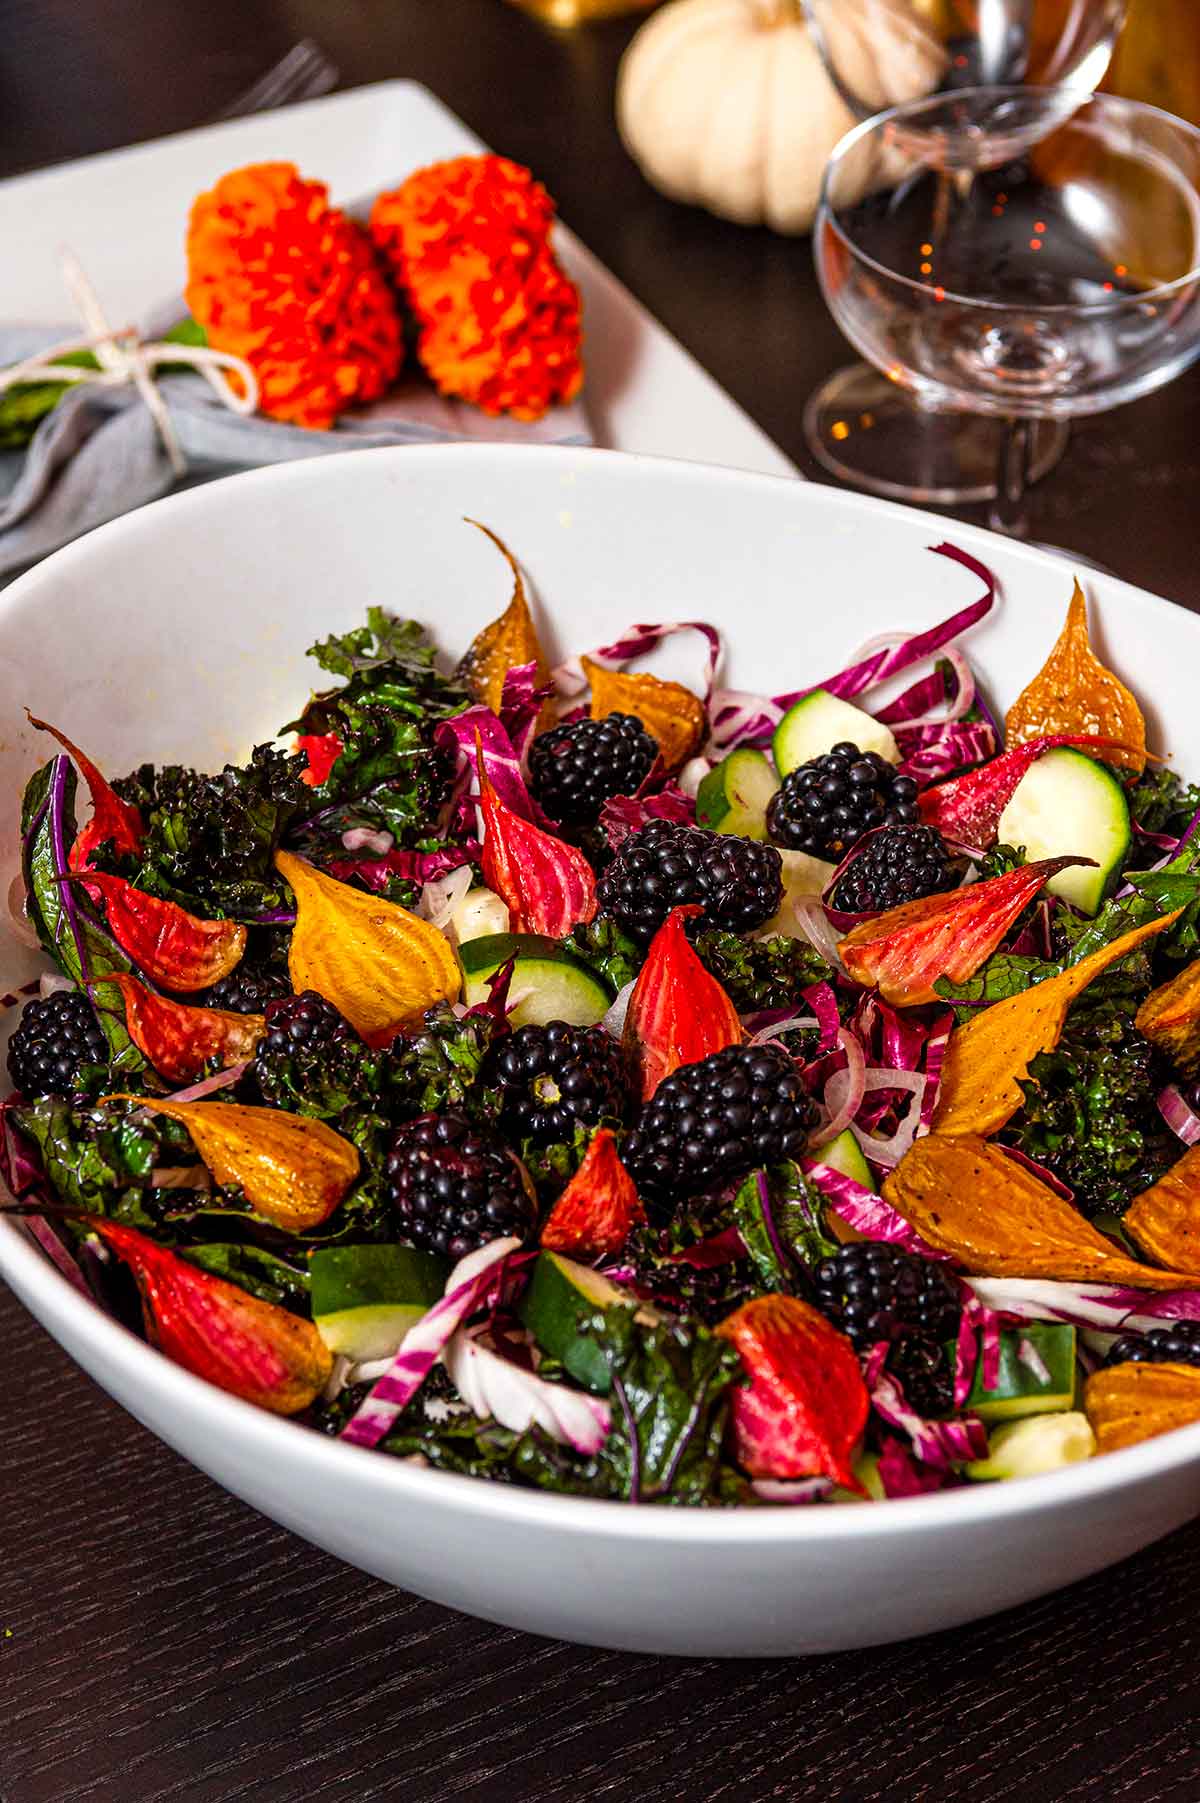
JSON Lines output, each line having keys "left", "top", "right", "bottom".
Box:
{"left": 108, "top": 744, "right": 306, "bottom": 918}
{"left": 1003, "top": 1007, "right": 1175, "bottom": 1216}
{"left": 387, "top": 1004, "right": 505, "bottom": 1121}
{"left": 692, "top": 929, "right": 834, "bottom": 1013}
{"left": 288, "top": 611, "right": 469, "bottom": 849}
{"left": 620, "top": 1192, "right": 757, "bottom": 1325}
{"left": 1127, "top": 765, "right": 1200, "bottom": 841}
{"left": 560, "top": 917, "right": 641, "bottom": 993}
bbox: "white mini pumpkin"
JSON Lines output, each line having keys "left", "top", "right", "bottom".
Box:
{"left": 616, "top": 0, "right": 941, "bottom": 235}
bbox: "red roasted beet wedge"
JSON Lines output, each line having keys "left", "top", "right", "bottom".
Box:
{"left": 88, "top": 1219, "right": 332, "bottom": 1414}
{"left": 541, "top": 1127, "right": 646, "bottom": 1257}
{"left": 27, "top": 713, "right": 145, "bottom": 869}
{"left": 476, "top": 740, "right": 597, "bottom": 936}
{"left": 838, "top": 855, "right": 1088, "bottom": 1007}
{"left": 83, "top": 873, "right": 248, "bottom": 991}
{"left": 109, "top": 973, "right": 265, "bottom": 1084}
{"left": 623, "top": 903, "right": 743, "bottom": 1102}
{"left": 918, "top": 735, "right": 1130, "bottom": 850}
{"left": 716, "top": 1294, "right": 868, "bottom": 1490}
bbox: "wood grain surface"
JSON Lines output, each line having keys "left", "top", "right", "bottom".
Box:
{"left": 3, "top": 4, "right": 1200, "bottom": 1798}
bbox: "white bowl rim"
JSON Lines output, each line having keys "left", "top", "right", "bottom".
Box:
{"left": 3, "top": 438, "right": 1200, "bottom": 1545}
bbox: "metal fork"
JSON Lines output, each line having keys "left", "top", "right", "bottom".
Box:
{"left": 209, "top": 38, "right": 339, "bottom": 123}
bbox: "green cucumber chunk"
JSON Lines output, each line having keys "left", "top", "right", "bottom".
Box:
{"left": 955, "top": 1323, "right": 1077, "bottom": 1423}
{"left": 459, "top": 932, "right": 614, "bottom": 1027}
{"left": 311, "top": 1243, "right": 448, "bottom": 1360}
{"left": 997, "top": 747, "right": 1131, "bottom": 916}
{"left": 517, "top": 1250, "right": 633, "bottom": 1394}
{"left": 696, "top": 748, "right": 779, "bottom": 839}
{"left": 772, "top": 688, "right": 899, "bottom": 779}
{"left": 810, "top": 1126, "right": 876, "bottom": 1192}
{"left": 966, "top": 1411, "right": 1096, "bottom": 1481}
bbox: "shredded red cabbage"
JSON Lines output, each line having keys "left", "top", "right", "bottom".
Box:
{"left": 877, "top": 1436, "right": 949, "bottom": 1497}
{"left": 598, "top": 784, "right": 696, "bottom": 850}
{"left": 865, "top": 1344, "right": 989, "bottom": 1468}
{"left": 801, "top": 1159, "right": 955, "bottom": 1261}
{"left": 435, "top": 705, "right": 548, "bottom": 832}
{"left": 1158, "top": 1083, "right": 1200, "bottom": 1147}
{"left": 553, "top": 620, "right": 723, "bottom": 705}
{"left": 498, "top": 660, "right": 551, "bottom": 765}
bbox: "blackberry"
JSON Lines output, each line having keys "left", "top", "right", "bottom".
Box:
{"left": 1106, "top": 1321, "right": 1200, "bottom": 1369}
{"left": 767, "top": 742, "right": 919, "bottom": 861}
{"left": 595, "top": 819, "right": 783, "bottom": 945}
{"left": 831, "top": 824, "right": 956, "bottom": 914}
{"left": 529, "top": 713, "right": 658, "bottom": 830}
{"left": 623, "top": 1043, "right": 818, "bottom": 1202}
{"left": 814, "top": 1242, "right": 961, "bottom": 1417}
{"left": 484, "top": 1021, "right": 628, "bottom": 1144}
{"left": 259, "top": 990, "right": 356, "bottom": 1053}
{"left": 201, "top": 963, "right": 291, "bottom": 1014}
{"left": 384, "top": 1111, "right": 538, "bottom": 1259}
{"left": 7, "top": 990, "right": 107, "bottom": 1097}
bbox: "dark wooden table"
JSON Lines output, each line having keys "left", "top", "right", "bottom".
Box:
{"left": 3, "top": 5, "right": 1200, "bottom": 1798}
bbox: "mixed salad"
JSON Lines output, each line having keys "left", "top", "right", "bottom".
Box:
{"left": 9, "top": 527, "right": 1200, "bottom": 1506}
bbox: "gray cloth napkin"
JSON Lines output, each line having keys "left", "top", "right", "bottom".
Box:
{"left": 0, "top": 312, "right": 592, "bottom": 580}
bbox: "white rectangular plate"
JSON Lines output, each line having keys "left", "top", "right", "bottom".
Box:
{"left": 0, "top": 79, "right": 798, "bottom": 479}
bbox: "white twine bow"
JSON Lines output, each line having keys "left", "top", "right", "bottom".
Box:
{"left": 0, "top": 251, "right": 259, "bottom": 477}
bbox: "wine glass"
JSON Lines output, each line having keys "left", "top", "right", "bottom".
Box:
{"left": 801, "top": 0, "right": 1128, "bottom": 502}
{"left": 813, "top": 88, "right": 1200, "bottom": 538}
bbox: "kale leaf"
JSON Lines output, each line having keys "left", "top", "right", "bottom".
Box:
{"left": 20, "top": 758, "right": 142, "bottom": 1073}
{"left": 12, "top": 1096, "right": 195, "bottom": 1217}
{"left": 934, "top": 951, "right": 1062, "bottom": 1016}
{"left": 289, "top": 613, "right": 468, "bottom": 848}
{"left": 693, "top": 929, "right": 834, "bottom": 1013}
{"left": 108, "top": 744, "right": 306, "bottom": 918}
{"left": 181, "top": 1242, "right": 311, "bottom": 1312}
{"left": 560, "top": 917, "right": 642, "bottom": 993}
{"left": 1127, "top": 765, "right": 1200, "bottom": 840}
{"left": 1003, "top": 1009, "right": 1175, "bottom": 1216}
{"left": 730, "top": 1163, "right": 836, "bottom": 1287}
{"left": 388, "top": 1004, "right": 505, "bottom": 1121}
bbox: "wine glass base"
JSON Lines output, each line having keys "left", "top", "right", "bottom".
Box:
{"left": 804, "top": 365, "right": 1070, "bottom": 507}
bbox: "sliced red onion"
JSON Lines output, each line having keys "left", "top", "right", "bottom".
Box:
{"left": 341, "top": 825, "right": 394, "bottom": 856}
{"left": 601, "top": 979, "right": 636, "bottom": 1041}
{"left": 162, "top": 1061, "right": 249, "bottom": 1104}
{"left": 747, "top": 1012, "right": 819, "bottom": 1048}
{"left": 443, "top": 1326, "right": 611, "bottom": 1454}
{"left": 801, "top": 1158, "right": 954, "bottom": 1261}
{"left": 790, "top": 897, "right": 846, "bottom": 970}
{"left": 676, "top": 756, "right": 713, "bottom": 798}
{"left": 341, "top": 1237, "right": 522, "bottom": 1450}
{"left": 820, "top": 1029, "right": 866, "bottom": 1140}
{"left": 25, "top": 1215, "right": 91, "bottom": 1295}
{"left": 1159, "top": 1083, "right": 1200, "bottom": 1146}
{"left": 751, "top": 1477, "right": 832, "bottom": 1504}
{"left": 39, "top": 972, "right": 76, "bottom": 999}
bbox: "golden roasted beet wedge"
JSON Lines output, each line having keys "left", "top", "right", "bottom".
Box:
{"left": 716, "top": 1294, "right": 868, "bottom": 1489}
{"left": 932, "top": 911, "right": 1181, "bottom": 1136}
{"left": 623, "top": 904, "right": 742, "bottom": 1101}
{"left": 1085, "top": 1361, "right": 1200, "bottom": 1454}
{"left": 110, "top": 974, "right": 265, "bottom": 1084}
{"left": 541, "top": 1128, "right": 646, "bottom": 1256}
{"left": 105, "top": 1095, "right": 359, "bottom": 1232}
{"left": 27, "top": 713, "right": 145, "bottom": 867}
{"left": 1125, "top": 1148, "right": 1200, "bottom": 1274}
{"left": 838, "top": 857, "right": 1084, "bottom": 1007}
{"left": 1135, "top": 959, "right": 1200, "bottom": 1078}
{"left": 276, "top": 850, "right": 460, "bottom": 1039}
{"left": 84, "top": 873, "right": 248, "bottom": 991}
{"left": 90, "top": 1219, "right": 332, "bottom": 1413}
{"left": 884, "top": 1133, "right": 1200, "bottom": 1288}
{"left": 477, "top": 753, "right": 597, "bottom": 937}
{"left": 455, "top": 520, "right": 552, "bottom": 719}
{"left": 582, "top": 655, "right": 706, "bottom": 773}
{"left": 1005, "top": 581, "right": 1147, "bottom": 775}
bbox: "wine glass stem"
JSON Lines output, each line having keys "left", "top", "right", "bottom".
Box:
{"left": 990, "top": 418, "right": 1034, "bottom": 538}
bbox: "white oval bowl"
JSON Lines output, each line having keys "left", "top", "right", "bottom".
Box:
{"left": 2, "top": 443, "right": 1199, "bottom": 1657}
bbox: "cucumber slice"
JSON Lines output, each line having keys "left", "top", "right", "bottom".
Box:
{"left": 311, "top": 1244, "right": 449, "bottom": 1361}
{"left": 518, "top": 1250, "right": 635, "bottom": 1393}
{"left": 459, "top": 933, "right": 614, "bottom": 1027}
{"left": 966, "top": 1411, "right": 1096, "bottom": 1481}
{"left": 955, "top": 1323, "right": 1077, "bottom": 1423}
{"left": 810, "top": 1126, "right": 876, "bottom": 1192}
{"left": 997, "top": 747, "right": 1130, "bottom": 916}
{"left": 696, "top": 749, "right": 779, "bottom": 839}
{"left": 773, "top": 688, "right": 899, "bottom": 778}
